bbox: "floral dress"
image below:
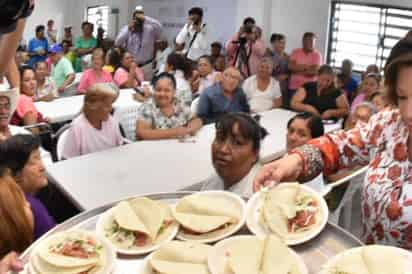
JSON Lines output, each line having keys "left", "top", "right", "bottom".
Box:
{"left": 293, "top": 109, "right": 412, "bottom": 249}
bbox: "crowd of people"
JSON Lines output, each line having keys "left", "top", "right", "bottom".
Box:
{"left": 1, "top": 0, "right": 412, "bottom": 271}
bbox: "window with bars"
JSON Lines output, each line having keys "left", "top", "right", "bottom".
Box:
{"left": 327, "top": 1, "right": 412, "bottom": 72}
{"left": 86, "top": 5, "right": 110, "bottom": 38}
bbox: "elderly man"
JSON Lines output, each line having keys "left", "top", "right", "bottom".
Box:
{"left": 197, "top": 67, "right": 250, "bottom": 124}
{"left": 115, "top": 6, "right": 162, "bottom": 80}
{"left": 48, "top": 44, "right": 75, "bottom": 95}
{"left": 0, "top": 88, "right": 19, "bottom": 141}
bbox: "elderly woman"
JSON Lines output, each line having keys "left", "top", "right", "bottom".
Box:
{"left": 345, "top": 102, "right": 377, "bottom": 130}
{"left": 77, "top": 48, "right": 113, "bottom": 94}
{"left": 164, "top": 53, "right": 192, "bottom": 106}
{"left": 286, "top": 112, "right": 324, "bottom": 151}
{"left": 136, "top": 72, "right": 202, "bottom": 140}
{"left": 192, "top": 55, "right": 221, "bottom": 95}
{"left": 62, "top": 83, "right": 123, "bottom": 159}
{"left": 291, "top": 64, "right": 349, "bottom": 120}
{"left": 0, "top": 88, "right": 19, "bottom": 141}
{"left": 351, "top": 73, "right": 380, "bottom": 113}
{"left": 243, "top": 57, "right": 282, "bottom": 113}
{"left": 254, "top": 39, "right": 412, "bottom": 249}
{"left": 10, "top": 67, "right": 47, "bottom": 129}
{"left": 201, "top": 113, "right": 267, "bottom": 198}
{"left": 0, "top": 134, "right": 55, "bottom": 241}
{"left": 34, "top": 61, "right": 57, "bottom": 102}
{"left": 0, "top": 167, "right": 34, "bottom": 257}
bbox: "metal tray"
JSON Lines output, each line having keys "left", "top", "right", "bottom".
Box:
{"left": 21, "top": 192, "right": 363, "bottom": 274}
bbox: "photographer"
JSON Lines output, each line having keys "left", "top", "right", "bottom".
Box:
{"left": 175, "top": 7, "right": 209, "bottom": 63}
{"left": 115, "top": 6, "right": 162, "bottom": 80}
{"left": 226, "top": 20, "right": 265, "bottom": 78}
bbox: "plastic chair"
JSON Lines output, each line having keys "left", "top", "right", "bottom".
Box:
{"left": 191, "top": 97, "right": 200, "bottom": 114}
{"left": 55, "top": 124, "right": 72, "bottom": 161}
{"left": 113, "top": 104, "right": 141, "bottom": 142}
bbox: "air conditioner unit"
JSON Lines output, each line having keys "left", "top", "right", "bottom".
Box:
{"left": 107, "top": 8, "right": 120, "bottom": 39}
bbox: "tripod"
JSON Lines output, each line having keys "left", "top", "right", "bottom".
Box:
{"left": 233, "top": 41, "right": 251, "bottom": 78}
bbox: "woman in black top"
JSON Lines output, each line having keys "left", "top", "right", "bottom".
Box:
{"left": 291, "top": 64, "right": 349, "bottom": 120}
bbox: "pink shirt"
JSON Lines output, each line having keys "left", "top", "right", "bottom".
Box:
{"left": 10, "top": 94, "right": 43, "bottom": 125}
{"left": 351, "top": 93, "right": 366, "bottom": 113}
{"left": 113, "top": 67, "right": 144, "bottom": 88}
{"left": 289, "top": 48, "right": 322, "bottom": 90}
{"left": 62, "top": 113, "right": 123, "bottom": 159}
{"left": 77, "top": 69, "right": 113, "bottom": 94}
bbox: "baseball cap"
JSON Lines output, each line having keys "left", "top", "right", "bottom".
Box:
{"left": 48, "top": 44, "right": 63, "bottom": 54}
{"left": 135, "top": 5, "right": 144, "bottom": 13}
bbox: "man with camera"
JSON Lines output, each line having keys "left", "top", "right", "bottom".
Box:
{"left": 175, "top": 7, "right": 209, "bottom": 64}
{"left": 226, "top": 19, "right": 265, "bottom": 79}
{"left": 115, "top": 6, "right": 162, "bottom": 80}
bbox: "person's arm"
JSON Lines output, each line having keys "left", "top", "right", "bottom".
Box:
{"left": 196, "top": 90, "right": 215, "bottom": 124}
{"left": 0, "top": 252, "right": 23, "bottom": 274}
{"left": 321, "top": 94, "right": 350, "bottom": 120}
{"left": 77, "top": 71, "right": 89, "bottom": 94}
{"left": 136, "top": 119, "right": 188, "bottom": 140}
{"left": 145, "top": 16, "right": 163, "bottom": 39}
{"left": 58, "top": 73, "right": 75, "bottom": 94}
{"left": 290, "top": 87, "right": 320, "bottom": 115}
{"left": 61, "top": 127, "right": 81, "bottom": 159}
{"left": 4, "top": 58, "right": 19, "bottom": 88}
{"left": 115, "top": 26, "right": 130, "bottom": 47}
{"left": 175, "top": 23, "right": 189, "bottom": 51}
{"left": 0, "top": 19, "right": 26, "bottom": 74}
{"left": 187, "top": 117, "right": 203, "bottom": 135}
{"left": 272, "top": 97, "right": 282, "bottom": 109}
{"left": 225, "top": 34, "right": 240, "bottom": 61}
{"left": 303, "top": 64, "right": 320, "bottom": 77}
{"left": 253, "top": 39, "right": 266, "bottom": 57}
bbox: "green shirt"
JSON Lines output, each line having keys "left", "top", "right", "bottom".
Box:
{"left": 52, "top": 57, "right": 75, "bottom": 89}
{"left": 74, "top": 36, "right": 97, "bottom": 72}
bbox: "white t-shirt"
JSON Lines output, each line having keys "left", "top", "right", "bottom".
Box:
{"left": 242, "top": 75, "right": 282, "bottom": 113}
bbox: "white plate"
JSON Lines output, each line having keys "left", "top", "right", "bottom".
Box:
{"left": 208, "top": 235, "right": 308, "bottom": 274}
{"left": 246, "top": 183, "right": 329, "bottom": 245}
{"left": 28, "top": 229, "right": 116, "bottom": 274}
{"left": 174, "top": 191, "right": 247, "bottom": 244}
{"left": 317, "top": 245, "right": 412, "bottom": 274}
{"left": 96, "top": 205, "right": 179, "bottom": 255}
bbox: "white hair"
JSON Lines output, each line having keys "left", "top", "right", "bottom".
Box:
{"left": 355, "top": 102, "right": 377, "bottom": 115}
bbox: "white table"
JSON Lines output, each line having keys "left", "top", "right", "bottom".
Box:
{"left": 35, "top": 89, "right": 140, "bottom": 123}
{"left": 47, "top": 109, "right": 342, "bottom": 210}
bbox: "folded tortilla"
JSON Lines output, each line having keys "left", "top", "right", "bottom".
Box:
{"left": 150, "top": 241, "right": 211, "bottom": 274}
{"left": 31, "top": 254, "right": 97, "bottom": 274}
{"left": 225, "top": 236, "right": 300, "bottom": 274}
{"left": 173, "top": 194, "right": 240, "bottom": 233}
{"left": 113, "top": 197, "right": 165, "bottom": 241}
{"left": 362, "top": 245, "right": 409, "bottom": 274}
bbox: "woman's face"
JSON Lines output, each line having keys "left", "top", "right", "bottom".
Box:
{"left": 273, "top": 39, "right": 285, "bottom": 54}
{"left": 396, "top": 66, "right": 412, "bottom": 134}
{"left": 17, "top": 149, "right": 47, "bottom": 195}
{"left": 212, "top": 123, "right": 257, "bottom": 186}
{"left": 198, "top": 58, "right": 213, "bottom": 77}
{"left": 121, "top": 52, "right": 134, "bottom": 69}
{"left": 21, "top": 70, "right": 37, "bottom": 97}
{"left": 372, "top": 94, "right": 386, "bottom": 112}
{"left": 0, "top": 97, "right": 11, "bottom": 128}
{"left": 286, "top": 118, "right": 312, "bottom": 151}
{"left": 154, "top": 78, "right": 175, "bottom": 108}
{"left": 35, "top": 62, "right": 48, "bottom": 81}
{"left": 92, "top": 54, "right": 104, "bottom": 69}
{"left": 318, "top": 73, "right": 334, "bottom": 92}
{"left": 257, "top": 62, "right": 273, "bottom": 79}
{"left": 362, "top": 77, "right": 379, "bottom": 96}
{"left": 86, "top": 95, "right": 115, "bottom": 122}
{"left": 82, "top": 24, "right": 93, "bottom": 36}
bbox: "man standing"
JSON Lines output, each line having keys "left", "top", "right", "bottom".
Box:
{"left": 115, "top": 6, "right": 162, "bottom": 80}
{"left": 46, "top": 19, "right": 57, "bottom": 44}
{"left": 287, "top": 32, "right": 322, "bottom": 107}
{"left": 28, "top": 25, "right": 49, "bottom": 68}
{"left": 176, "top": 7, "right": 209, "bottom": 64}
{"left": 48, "top": 44, "right": 75, "bottom": 95}
{"left": 197, "top": 67, "right": 250, "bottom": 125}
{"left": 339, "top": 59, "right": 358, "bottom": 102}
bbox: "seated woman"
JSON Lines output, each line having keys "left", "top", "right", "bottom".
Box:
{"left": 201, "top": 113, "right": 268, "bottom": 198}
{"left": 10, "top": 66, "right": 48, "bottom": 131}
{"left": 136, "top": 72, "right": 202, "bottom": 140}
{"left": 370, "top": 92, "right": 389, "bottom": 112}
{"left": 0, "top": 88, "right": 19, "bottom": 141}
{"left": 34, "top": 61, "right": 57, "bottom": 102}
{"left": 291, "top": 64, "right": 349, "bottom": 120}
{"left": 243, "top": 57, "right": 282, "bottom": 113}
{"left": 103, "top": 47, "right": 121, "bottom": 74}
{"left": 192, "top": 55, "right": 221, "bottom": 95}
{"left": 0, "top": 167, "right": 34, "bottom": 257}
{"left": 164, "top": 53, "right": 192, "bottom": 106}
{"left": 351, "top": 73, "right": 380, "bottom": 113}
{"left": 62, "top": 83, "right": 124, "bottom": 159}
{"left": 286, "top": 112, "right": 324, "bottom": 151}
{"left": 77, "top": 48, "right": 113, "bottom": 94}
{"left": 0, "top": 134, "right": 56, "bottom": 241}
{"left": 345, "top": 102, "right": 377, "bottom": 130}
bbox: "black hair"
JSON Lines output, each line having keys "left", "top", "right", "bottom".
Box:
{"left": 61, "top": 39, "right": 73, "bottom": 47}
{"left": 34, "top": 61, "right": 47, "bottom": 69}
{"left": 243, "top": 17, "right": 256, "bottom": 26}
{"left": 287, "top": 113, "right": 324, "bottom": 139}
{"left": 370, "top": 92, "right": 384, "bottom": 101}
{"left": 215, "top": 113, "right": 268, "bottom": 153}
{"left": 198, "top": 55, "right": 213, "bottom": 66}
{"left": 166, "top": 53, "right": 192, "bottom": 80}
{"left": 35, "top": 25, "right": 45, "bottom": 34}
{"left": 19, "top": 65, "right": 35, "bottom": 78}
{"left": 318, "top": 64, "right": 334, "bottom": 76}
{"left": 0, "top": 134, "right": 41, "bottom": 176}
{"left": 152, "top": 72, "right": 177, "bottom": 90}
{"left": 211, "top": 41, "right": 222, "bottom": 49}
{"left": 188, "top": 7, "right": 203, "bottom": 18}
{"left": 270, "top": 33, "right": 285, "bottom": 43}
{"left": 81, "top": 21, "right": 94, "bottom": 30}
{"left": 303, "top": 32, "right": 316, "bottom": 39}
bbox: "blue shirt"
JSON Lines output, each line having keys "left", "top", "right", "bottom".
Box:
{"left": 28, "top": 38, "right": 49, "bottom": 68}
{"left": 343, "top": 76, "right": 359, "bottom": 100}
{"left": 197, "top": 83, "right": 250, "bottom": 124}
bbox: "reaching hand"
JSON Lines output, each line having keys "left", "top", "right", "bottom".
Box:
{"left": 0, "top": 252, "right": 23, "bottom": 274}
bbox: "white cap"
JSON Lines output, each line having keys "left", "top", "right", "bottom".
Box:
{"left": 135, "top": 5, "right": 144, "bottom": 12}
